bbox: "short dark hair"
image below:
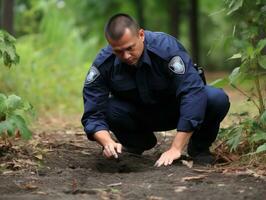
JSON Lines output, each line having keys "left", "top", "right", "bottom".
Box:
{"left": 104, "top": 13, "right": 140, "bottom": 40}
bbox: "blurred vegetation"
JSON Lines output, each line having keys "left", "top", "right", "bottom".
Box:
{"left": 0, "top": 30, "right": 32, "bottom": 140}
{"left": 213, "top": 0, "right": 266, "bottom": 155}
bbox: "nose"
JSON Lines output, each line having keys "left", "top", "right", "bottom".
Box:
{"left": 122, "top": 51, "right": 131, "bottom": 60}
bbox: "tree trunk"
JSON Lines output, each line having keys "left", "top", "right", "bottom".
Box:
{"left": 189, "top": 0, "right": 199, "bottom": 64}
{"left": 135, "top": 0, "right": 145, "bottom": 28}
{"left": 168, "top": 0, "right": 180, "bottom": 38}
{"left": 1, "top": 0, "right": 14, "bottom": 35}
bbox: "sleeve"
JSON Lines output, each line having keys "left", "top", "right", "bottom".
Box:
{"left": 81, "top": 65, "right": 110, "bottom": 140}
{"left": 169, "top": 51, "right": 207, "bottom": 132}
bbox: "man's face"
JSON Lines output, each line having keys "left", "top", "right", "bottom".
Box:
{"left": 107, "top": 28, "right": 145, "bottom": 66}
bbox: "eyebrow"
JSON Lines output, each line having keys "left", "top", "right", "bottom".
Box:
{"left": 113, "top": 44, "right": 136, "bottom": 52}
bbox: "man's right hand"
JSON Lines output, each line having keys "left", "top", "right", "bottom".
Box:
{"left": 93, "top": 130, "right": 122, "bottom": 159}
{"left": 103, "top": 142, "right": 122, "bottom": 158}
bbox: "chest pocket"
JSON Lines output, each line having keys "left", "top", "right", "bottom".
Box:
{"left": 110, "top": 75, "right": 136, "bottom": 91}
{"left": 147, "top": 65, "right": 170, "bottom": 90}
{"left": 148, "top": 76, "right": 169, "bottom": 90}
{"left": 110, "top": 74, "right": 141, "bottom": 103}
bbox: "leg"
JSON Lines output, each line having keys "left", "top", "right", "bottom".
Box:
{"left": 188, "top": 85, "right": 230, "bottom": 156}
{"left": 106, "top": 97, "right": 157, "bottom": 152}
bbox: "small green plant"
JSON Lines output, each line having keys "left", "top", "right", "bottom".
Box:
{"left": 212, "top": 0, "right": 266, "bottom": 154}
{"left": 0, "top": 30, "right": 32, "bottom": 140}
{"left": 219, "top": 112, "right": 266, "bottom": 154}
{"left": 0, "top": 94, "right": 32, "bottom": 139}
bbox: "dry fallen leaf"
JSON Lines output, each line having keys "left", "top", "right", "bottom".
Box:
{"left": 181, "top": 175, "right": 207, "bottom": 182}
{"left": 80, "top": 150, "right": 91, "bottom": 155}
{"left": 24, "top": 183, "right": 38, "bottom": 190}
{"left": 2, "top": 170, "right": 14, "bottom": 175}
{"left": 15, "top": 181, "right": 38, "bottom": 190}
{"left": 147, "top": 196, "right": 163, "bottom": 200}
{"left": 107, "top": 182, "right": 122, "bottom": 187}
{"left": 192, "top": 169, "right": 215, "bottom": 173}
{"left": 33, "top": 191, "right": 47, "bottom": 195}
{"left": 174, "top": 186, "right": 187, "bottom": 192}
{"left": 181, "top": 160, "right": 193, "bottom": 168}
{"left": 34, "top": 154, "right": 43, "bottom": 160}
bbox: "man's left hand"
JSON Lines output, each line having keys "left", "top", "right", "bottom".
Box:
{"left": 154, "top": 148, "right": 181, "bottom": 167}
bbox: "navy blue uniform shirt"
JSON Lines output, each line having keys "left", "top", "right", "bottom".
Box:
{"left": 82, "top": 31, "right": 207, "bottom": 139}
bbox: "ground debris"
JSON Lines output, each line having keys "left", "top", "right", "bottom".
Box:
{"left": 181, "top": 174, "right": 207, "bottom": 182}
{"left": 181, "top": 160, "right": 193, "bottom": 168}
{"left": 174, "top": 186, "right": 187, "bottom": 193}
{"left": 107, "top": 182, "right": 122, "bottom": 187}
{"left": 192, "top": 168, "right": 215, "bottom": 173}
{"left": 14, "top": 180, "right": 38, "bottom": 190}
{"left": 147, "top": 196, "right": 164, "bottom": 200}
{"left": 222, "top": 168, "right": 266, "bottom": 179}
{"left": 0, "top": 121, "right": 266, "bottom": 200}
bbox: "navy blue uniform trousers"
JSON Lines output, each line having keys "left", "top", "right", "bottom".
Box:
{"left": 106, "top": 85, "right": 230, "bottom": 153}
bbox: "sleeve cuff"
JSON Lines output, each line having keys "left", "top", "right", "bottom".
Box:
{"left": 85, "top": 124, "right": 109, "bottom": 141}
{"left": 177, "top": 118, "right": 201, "bottom": 132}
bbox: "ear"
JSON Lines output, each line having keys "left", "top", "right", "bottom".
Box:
{"left": 138, "top": 29, "right": 145, "bottom": 42}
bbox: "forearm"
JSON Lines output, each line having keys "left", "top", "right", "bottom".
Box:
{"left": 171, "top": 131, "right": 192, "bottom": 152}
{"left": 93, "top": 130, "right": 115, "bottom": 147}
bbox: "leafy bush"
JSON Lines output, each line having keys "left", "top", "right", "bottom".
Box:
{"left": 0, "top": 30, "right": 32, "bottom": 140}
{"left": 0, "top": 94, "right": 32, "bottom": 139}
{"left": 213, "top": 0, "right": 266, "bottom": 154}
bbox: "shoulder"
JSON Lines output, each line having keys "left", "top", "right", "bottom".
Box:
{"left": 93, "top": 45, "right": 115, "bottom": 69}
{"left": 85, "top": 45, "right": 114, "bottom": 85}
{"left": 144, "top": 30, "right": 187, "bottom": 61}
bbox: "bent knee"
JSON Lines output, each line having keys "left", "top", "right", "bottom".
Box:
{"left": 207, "top": 86, "right": 230, "bottom": 109}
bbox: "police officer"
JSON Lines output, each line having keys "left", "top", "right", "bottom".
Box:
{"left": 81, "top": 13, "right": 230, "bottom": 167}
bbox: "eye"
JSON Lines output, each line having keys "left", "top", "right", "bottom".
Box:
{"left": 114, "top": 50, "right": 122, "bottom": 54}
{"left": 127, "top": 45, "right": 135, "bottom": 51}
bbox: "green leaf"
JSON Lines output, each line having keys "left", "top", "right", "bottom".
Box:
{"left": 250, "top": 130, "right": 266, "bottom": 143}
{"left": 257, "top": 39, "right": 266, "bottom": 52}
{"left": 228, "top": 53, "right": 242, "bottom": 60}
{"left": 0, "top": 120, "right": 16, "bottom": 137}
{"left": 227, "top": 0, "right": 243, "bottom": 15}
{"left": 229, "top": 67, "right": 241, "bottom": 84}
{"left": 0, "top": 93, "right": 7, "bottom": 117}
{"left": 0, "top": 30, "right": 20, "bottom": 68}
{"left": 210, "top": 78, "right": 229, "bottom": 88}
{"left": 255, "top": 143, "right": 266, "bottom": 153}
{"left": 9, "top": 115, "right": 31, "bottom": 139}
{"left": 6, "top": 94, "right": 23, "bottom": 111}
{"left": 258, "top": 55, "right": 266, "bottom": 69}
{"left": 260, "top": 110, "right": 266, "bottom": 124}
{"left": 226, "top": 127, "right": 243, "bottom": 151}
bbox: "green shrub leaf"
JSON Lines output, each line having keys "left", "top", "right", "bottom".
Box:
{"left": 257, "top": 39, "right": 266, "bottom": 52}
{"left": 9, "top": 115, "right": 31, "bottom": 139}
{"left": 228, "top": 53, "right": 242, "bottom": 60}
{"left": 226, "top": 127, "right": 243, "bottom": 151}
{"left": 258, "top": 55, "right": 266, "bottom": 69}
{"left": 255, "top": 143, "right": 266, "bottom": 153}
{"left": 6, "top": 94, "right": 23, "bottom": 111}
{"left": 0, "top": 120, "right": 16, "bottom": 137}
{"left": 0, "top": 93, "right": 7, "bottom": 116}
{"left": 210, "top": 78, "right": 229, "bottom": 88}
{"left": 250, "top": 130, "right": 266, "bottom": 143}
{"left": 260, "top": 110, "right": 266, "bottom": 124}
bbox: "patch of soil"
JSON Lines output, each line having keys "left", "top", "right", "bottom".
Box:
{"left": 0, "top": 126, "right": 265, "bottom": 200}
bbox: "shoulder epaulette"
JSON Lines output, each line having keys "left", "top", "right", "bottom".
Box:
{"left": 145, "top": 31, "right": 187, "bottom": 61}
{"left": 93, "top": 45, "right": 114, "bottom": 68}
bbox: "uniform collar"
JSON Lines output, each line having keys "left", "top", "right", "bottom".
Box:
{"left": 113, "top": 43, "right": 152, "bottom": 68}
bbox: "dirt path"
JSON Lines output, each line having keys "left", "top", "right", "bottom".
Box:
{"left": 0, "top": 125, "right": 265, "bottom": 200}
